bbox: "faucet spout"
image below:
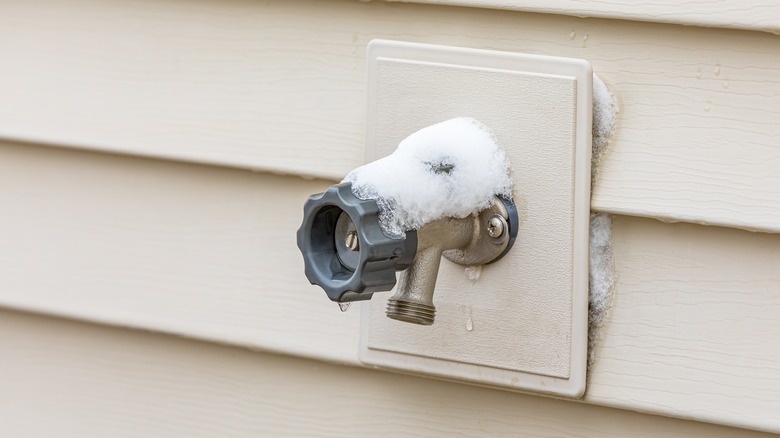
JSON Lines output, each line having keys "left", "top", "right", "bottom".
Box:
{"left": 386, "top": 217, "right": 473, "bottom": 325}
{"left": 385, "top": 196, "right": 517, "bottom": 325}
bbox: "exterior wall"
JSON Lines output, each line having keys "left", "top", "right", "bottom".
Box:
{"left": 0, "top": 0, "right": 778, "bottom": 435}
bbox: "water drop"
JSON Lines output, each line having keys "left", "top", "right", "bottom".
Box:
{"left": 722, "top": 80, "right": 729, "bottom": 89}
{"left": 466, "top": 317, "right": 473, "bottom": 331}
{"left": 569, "top": 31, "right": 576, "bottom": 41}
{"left": 338, "top": 302, "right": 351, "bottom": 312}
{"left": 582, "top": 34, "right": 589, "bottom": 47}
{"left": 696, "top": 68, "right": 702, "bottom": 79}
{"left": 464, "top": 265, "right": 482, "bottom": 282}
{"left": 714, "top": 64, "right": 721, "bottom": 77}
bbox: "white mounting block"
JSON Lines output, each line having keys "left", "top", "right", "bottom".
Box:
{"left": 359, "top": 40, "right": 592, "bottom": 398}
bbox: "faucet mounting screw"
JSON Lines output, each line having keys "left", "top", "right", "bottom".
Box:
{"left": 487, "top": 215, "right": 505, "bottom": 239}
{"left": 345, "top": 230, "right": 360, "bottom": 251}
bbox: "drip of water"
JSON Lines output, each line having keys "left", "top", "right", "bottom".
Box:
{"left": 338, "top": 302, "right": 351, "bottom": 312}
{"left": 464, "top": 265, "right": 482, "bottom": 282}
{"left": 466, "top": 306, "right": 474, "bottom": 331}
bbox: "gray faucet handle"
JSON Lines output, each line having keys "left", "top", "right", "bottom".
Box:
{"left": 296, "top": 182, "right": 417, "bottom": 303}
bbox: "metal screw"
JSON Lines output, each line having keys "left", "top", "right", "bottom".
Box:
{"left": 487, "top": 215, "right": 505, "bottom": 238}
{"left": 345, "top": 230, "right": 360, "bottom": 251}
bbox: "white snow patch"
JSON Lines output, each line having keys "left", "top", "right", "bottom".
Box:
{"left": 588, "top": 212, "right": 615, "bottom": 366}
{"left": 591, "top": 74, "right": 618, "bottom": 185}
{"left": 343, "top": 117, "right": 512, "bottom": 238}
{"left": 588, "top": 74, "right": 618, "bottom": 367}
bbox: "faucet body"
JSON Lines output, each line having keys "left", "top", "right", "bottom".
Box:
{"left": 297, "top": 117, "right": 517, "bottom": 324}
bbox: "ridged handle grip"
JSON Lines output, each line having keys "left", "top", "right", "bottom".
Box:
{"left": 296, "top": 182, "right": 417, "bottom": 303}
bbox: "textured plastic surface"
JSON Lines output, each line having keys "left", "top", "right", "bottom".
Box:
{"left": 297, "top": 182, "right": 417, "bottom": 303}
{"left": 359, "top": 40, "right": 592, "bottom": 398}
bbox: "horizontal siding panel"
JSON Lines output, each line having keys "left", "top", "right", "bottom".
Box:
{"left": 0, "top": 141, "right": 779, "bottom": 432}
{"left": 1, "top": 0, "right": 779, "bottom": 233}
{"left": 2, "top": 309, "right": 774, "bottom": 437}
{"left": 0, "top": 140, "right": 360, "bottom": 365}
{"left": 588, "top": 217, "right": 780, "bottom": 432}
{"left": 385, "top": 0, "right": 780, "bottom": 34}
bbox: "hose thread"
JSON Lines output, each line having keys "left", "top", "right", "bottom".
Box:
{"left": 386, "top": 300, "right": 436, "bottom": 326}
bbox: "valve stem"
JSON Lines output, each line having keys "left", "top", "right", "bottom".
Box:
{"left": 345, "top": 230, "right": 360, "bottom": 251}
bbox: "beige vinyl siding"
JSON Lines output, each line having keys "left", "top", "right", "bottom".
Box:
{"left": 1, "top": 0, "right": 780, "bottom": 233}
{"left": 1, "top": 0, "right": 779, "bottom": 434}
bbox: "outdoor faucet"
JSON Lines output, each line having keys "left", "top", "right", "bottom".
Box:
{"left": 296, "top": 118, "right": 517, "bottom": 325}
